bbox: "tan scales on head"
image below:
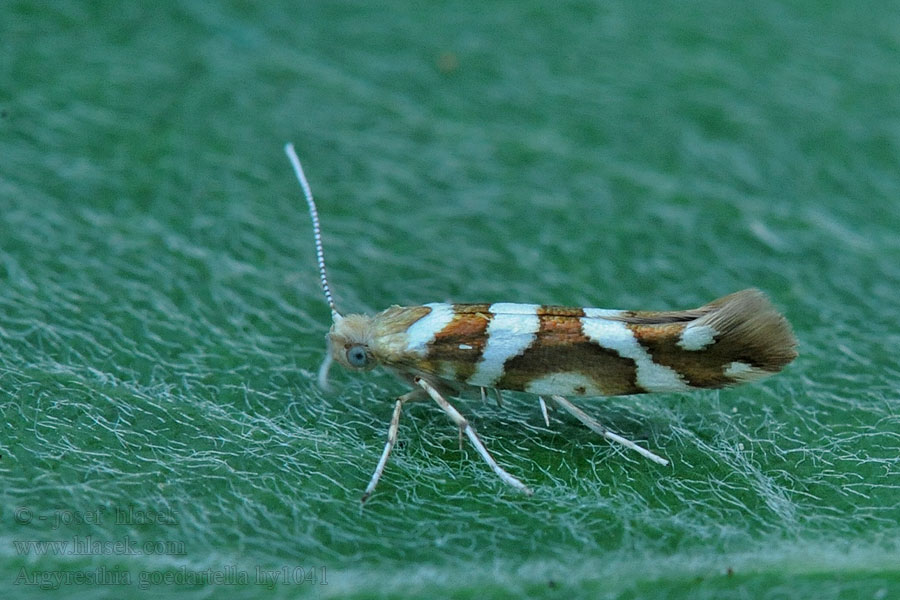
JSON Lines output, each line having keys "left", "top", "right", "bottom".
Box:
{"left": 328, "top": 313, "right": 378, "bottom": 370}
{"left": 328, "top": 306, "right": 434, "bottom": 371}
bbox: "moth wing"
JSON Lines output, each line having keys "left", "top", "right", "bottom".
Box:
{"left": 615, "top": 289, "right": 797, "bottom": 388}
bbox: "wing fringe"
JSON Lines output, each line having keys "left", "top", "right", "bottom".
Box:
{"left": 693, "top": 288, "right": 797, "bottom": 373}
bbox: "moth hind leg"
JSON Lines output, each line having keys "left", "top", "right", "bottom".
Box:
{"left": 549, "top": 395, "right": 669, "bottom": 466}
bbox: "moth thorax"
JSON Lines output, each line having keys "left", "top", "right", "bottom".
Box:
{"left": 329, "top": 313, "right": 378, "bottom": 370}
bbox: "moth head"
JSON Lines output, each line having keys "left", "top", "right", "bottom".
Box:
{"left": 328, "top": 313, "right": 378, "bottom": 371}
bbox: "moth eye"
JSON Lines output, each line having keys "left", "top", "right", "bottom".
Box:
{"left": 346, "top": 344, "right": 369, "bottom": 368}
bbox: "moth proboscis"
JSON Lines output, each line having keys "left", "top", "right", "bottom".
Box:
{"left": 284, "top": 143, "right": 798, "bottom": 501}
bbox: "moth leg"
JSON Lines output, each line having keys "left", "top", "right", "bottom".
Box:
{"left": 398, "top": 388, "right": 427, "bottom": 403}
{"left": 538, "top": 396, "right": 551, "bottom": 427}
{"left": 493, "top": 388, "right": 504, "bottom": 408}
{"left": 361, "top": 398, "right": 405, "bottom": 503}
{"left": 478, "top": 387, "right": 503, "bottom": 408}
{"left": 415, "top": 377, "right": 532, "bottom": 495}
{"left": 550, "top": 395, "right": 669, "bottom": 466}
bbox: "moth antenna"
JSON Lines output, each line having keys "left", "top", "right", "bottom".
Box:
{"left": 284, "top": 143, "right": 342, "bottom": 323}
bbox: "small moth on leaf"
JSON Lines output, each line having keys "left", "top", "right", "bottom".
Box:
{"left": 285, "top": 144, "right": 797, "bottom": 501}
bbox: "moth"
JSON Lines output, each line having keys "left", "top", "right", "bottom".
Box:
{"left": 284, "top": 144, "right": 798, "bottom": 501}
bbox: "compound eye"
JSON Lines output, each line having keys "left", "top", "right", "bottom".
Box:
{"left": 346, "top": 344, "right": 369, "bottom": 368}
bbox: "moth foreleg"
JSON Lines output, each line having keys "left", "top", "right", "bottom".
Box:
{"left": 415, "top": 377, "right": 532, "bottom": 495}
{"left": 361, "top": 398, "right": 405, "bottom": 503}
{"left": 549, "top": 395, "right": 669, "bottom": 467}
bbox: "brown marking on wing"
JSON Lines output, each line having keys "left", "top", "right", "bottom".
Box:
{"left": 537, "top": 305, "right": 590, "bottom": 318}
{"left": 418, "top": 304, "right": 492, "bottom": 380}
{"left": 451, "top": 303, "right": 494, "bottom": 316}
{"left": 627, "top": 321, "right": 734, "bottom": 388}
{"left": 496, "top": 309, "right": 642, "bottom": 395}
